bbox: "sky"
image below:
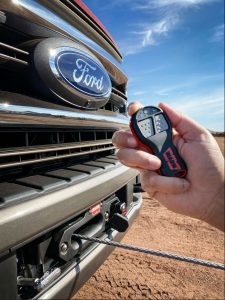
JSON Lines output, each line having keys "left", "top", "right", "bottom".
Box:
{"left": 84, "top": 0, "right": 224, "bottom": 131}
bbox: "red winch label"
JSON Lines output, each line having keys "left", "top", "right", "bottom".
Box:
{"left": 89, "top": 203, "right": 101, "bottom": 215}
{"left": 163, "top": 147, "right": 181, "bottom": 170}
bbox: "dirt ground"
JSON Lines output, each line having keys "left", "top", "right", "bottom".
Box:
{"left": 73, "top": 137, "right": 224, "bottom": 300}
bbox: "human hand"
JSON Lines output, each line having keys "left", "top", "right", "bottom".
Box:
{"left": 112, "top": 102, "right": 224, "bottom": 231}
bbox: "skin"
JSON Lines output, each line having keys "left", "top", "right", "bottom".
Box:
{"left": 112, "top": 102, "right": 224, "bottom": 231}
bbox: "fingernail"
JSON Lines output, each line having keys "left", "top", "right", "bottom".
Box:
{"left": 182, "top": 179, "right": 190, "bottom": 191}
{"left": 128, "top": 137, "right": 138, "bottom": 148}
{"left": 128, "top": 102, "right": 143, "bottom": 116}
{"left": 112, "top": 131, "right": 118, "bottom": 144}
{"left": 147, "top": 157, "right": 161, "bottom": 170}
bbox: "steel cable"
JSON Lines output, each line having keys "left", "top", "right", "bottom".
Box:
{"left": 73, "top": 233, "right": 225, "bottom": 271}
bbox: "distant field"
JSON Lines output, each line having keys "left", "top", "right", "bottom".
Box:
{"left": 215, "top": 136, "right": 224, "bottom": 156}
{"left": 212, "top": 131, "right": 225, "bottom": 137}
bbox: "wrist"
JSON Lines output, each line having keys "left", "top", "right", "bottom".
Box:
{"left": 203, "top": 185, "right": 225, "bottom": 231}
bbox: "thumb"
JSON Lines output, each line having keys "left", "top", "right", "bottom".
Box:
{"left": 159, "top": 102, "right": 206, "bottom": 139}
{"left": 128, "top": 101, "right": 143, "bottom": 116}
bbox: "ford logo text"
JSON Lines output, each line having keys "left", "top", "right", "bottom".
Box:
{"left": 55, "top": 50, "right": 111, "bottom": 98}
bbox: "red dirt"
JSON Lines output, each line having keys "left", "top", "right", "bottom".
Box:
{"left": 73, "top": 137, "right": 224, "bottom": 300}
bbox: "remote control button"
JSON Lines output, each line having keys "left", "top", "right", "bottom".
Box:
{"left": 138, "top": 118, "right": 154, "bottom": 138}
{"left": 155, "top": 114, "right": 169, "bottom": 133}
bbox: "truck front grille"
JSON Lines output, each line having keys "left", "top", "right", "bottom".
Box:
{"left": 0, "top": 1, "right": 128, "bottom": 181}
{"left": 0, "top": 128, "right": 115, "bottom": 181}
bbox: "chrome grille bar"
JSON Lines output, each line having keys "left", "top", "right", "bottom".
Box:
{"left": 0, "top": 53, "right": 28, "bottom": 65}
{"left": 112, "top": 87, "right": 127, "bottom": 100}
{"left": 0, "top": 147, "right": 116, "bottom": 169}
{"left": 0, "top": 42, "right": 29, "bottom": 56}
{"left": 0, "top": 140, "right": 112, "bottom": 157}
{"left": 0, "top": 103, "right": 129, "bottom": 129}
{"left": 0, "top": 42, "right": 29, "bottom": 65}
{"left": 0, "top": 142, "right": 115, "bottom": 169}
{"left": 111, "top": 87, "right": 127, "bottom": 107}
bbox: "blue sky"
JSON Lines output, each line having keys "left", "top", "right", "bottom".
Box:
{"left": 84, "top": 0, "right": 224, "bottom": 131}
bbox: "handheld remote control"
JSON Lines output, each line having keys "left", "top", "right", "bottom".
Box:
{"left": 130, "top": 106, "right": 187, "bottom": 177}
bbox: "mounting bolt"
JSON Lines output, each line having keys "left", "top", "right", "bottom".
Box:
{"left": 60, "top": 242, "right": 68, "bottom": 254}
{"left": 104, "top": 211, "right": 110, "bottom": 221}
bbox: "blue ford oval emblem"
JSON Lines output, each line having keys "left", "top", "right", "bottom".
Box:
{"left": 54, "top": 48, "right": 111, "bottom": 98}
{"left": 34, "top": 40, "right": 113, "bottom": 109}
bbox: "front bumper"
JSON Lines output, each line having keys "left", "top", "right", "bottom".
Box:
{"left": 35, "top": 193, "right": 142, "bottom": 300}
{"left": 0, "top": 164, "right": 138, "bottom": 255}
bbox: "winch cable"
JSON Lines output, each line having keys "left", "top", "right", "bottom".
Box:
{"left": 73, "top": 233, "right": 225, "bottom": 271}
